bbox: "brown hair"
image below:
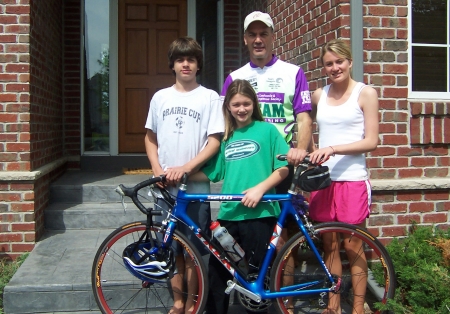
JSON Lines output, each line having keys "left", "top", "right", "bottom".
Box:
{"left": 167, "top": 37, "right": 203, "bottom": 76}
{"left": 222, "top": 79, "right": 264, "bottom": 140}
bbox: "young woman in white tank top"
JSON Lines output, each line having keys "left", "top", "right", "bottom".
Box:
{"left": 308, "top": 39, "right": 379, "bottom": 314}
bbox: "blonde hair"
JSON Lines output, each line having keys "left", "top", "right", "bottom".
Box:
{"left": 321, "top": 39, "right": 352, "bottom": 65}
{"left": 222, "top": 79, "right": 264, "bottom": 140}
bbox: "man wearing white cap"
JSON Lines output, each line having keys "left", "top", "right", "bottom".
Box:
{"left": 221, "top": 11, "right": 312, "bottom": 171}
{"left": 205, "top": 11, "right": 312, "bottom": 314}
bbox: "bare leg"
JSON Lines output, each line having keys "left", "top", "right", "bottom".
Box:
{"left": 322, "top": 232, "right": 342, "bottom": 314}
{"left": 341, "top": 234, "right": 367, "bottom": 314}
{"left": 184, "top": 256, "right": 197, "bottom": 314}
{"left": 170, "top": 255, "right": 185, "bottom": 314}
{"left": 277, "top": 228, "right": 295, "bottom": 314}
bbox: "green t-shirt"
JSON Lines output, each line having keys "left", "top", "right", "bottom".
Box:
{"left": 202, "top": 121, "right": 289, "bottom": 221}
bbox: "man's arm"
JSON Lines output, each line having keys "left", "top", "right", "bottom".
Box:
{"left": 287, "top": 111, "right": 312, "bottom": 166}
{"left": 165, "top": 133, "right": 221, "bottom": 185}
{"left": 288, "top": 69, "right": 313, "bottom": 166}
{"left": 144, "top": 129, "right": 165, "bottom": 187}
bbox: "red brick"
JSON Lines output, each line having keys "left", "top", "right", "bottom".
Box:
{"left": 379, "top": 99, "right": 396, "bottom": 110}
{"left": 438, "top": 157, "right": 450, "bottom": 166}
{"left": 369, "top": 28, "right": 395, "bottom": 39}
{"left": 398, "top": 168, "right": 423, "bottom": 178}
{"left": 397, "top": 191, "right": 422, "bottom": 202}
{"left": 378, "top": 123, "right": 395, "bottom": 133}
{"left": 366, "top": 158, "right": 381, "bottom": 168}
{"left": 423, "top": 213, "right": 448, "bottom": 224}
{"left": 436, "top": 201, "right": 450, "bottom": 212}
{"left": 424, "top": 191, "right": 449, "bottom": 201}
{"left": 382, "top": 134, "right": 408, "bottom": 145}
{"left": 409, "top": 117, "right": 421, "bottom": 144}
{"left": 0, "top": 192, "right": 21, "bottom": 202}
{"left": 410, "top": 157, "right": 436, "bottom": 167}
{"left": 444, "top": 116, "right": 450, "bottom": 143}
{"left": 11, "top": 243, "right": 35, "bottom": 252}
{"left": 424, "top": 168, "right": 448, "bottom": 177}
{"left": 424, "top": 146, "right": 448, "bottom": 156}
{"left": 397, "top": 147, "right": 422, "bottom": 156}
{"left": 383, "top": 87, "right": 408, "bottom": 98}
{"left": 10, "top": 202, "right": 34, "bottom": 211}
{"left": 5, "top": 64, "right": 29, "bottom": 73}
{"left": 383, "top": 111, "right": 408, "bottom": 122}
{"left": 382, "top": 203, "right": 407, "bottom": 213}
{"left": 409, "top": 202, "right": 434, "bottom": 213}
{"left": 381, "top": 226, "right": 407, "bottom": 237}
{"left": 383, "top": 64, "right": 408, "bottom": 74}
{"left": 0, "top": 233, "right": 23, "bottom": 242}
{"left": 370, "top": 169, "right": 396, "bottom": 179}
{"left": 383, "top": 157, "right": 408, "bottom": 168}
{"left": 372, "top": 193, "right": 395, "bottom": 203}
{"left": 397, "top": 214, "right": 421, "bottom": 225}
{"left": 423, "top": 117, "right": 431, "bottom": 144}
{"left": 5, "top": 83, "right": 29, "bottom": 92}
{"left": 369, "top": 215, "right": 394, "bottom": 226}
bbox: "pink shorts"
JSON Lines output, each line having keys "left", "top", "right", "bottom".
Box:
{"left": 308, "top": 180, "right": 371, "bottom": 225}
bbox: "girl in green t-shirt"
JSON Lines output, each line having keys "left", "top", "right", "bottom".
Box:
{"left": 191, "top": 79, "right": 289, "bottom": 314}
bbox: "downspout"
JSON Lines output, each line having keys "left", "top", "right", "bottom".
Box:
{"left": 350, "top": 0, "right": 364, "bottom": 82}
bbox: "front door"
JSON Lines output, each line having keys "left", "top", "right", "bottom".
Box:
{"left": 118, "top": 0, "right": 187, "bottom": 153}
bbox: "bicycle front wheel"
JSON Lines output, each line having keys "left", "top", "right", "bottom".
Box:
{"left": 92, "top": 221, "right": 208, "bottom": 314}
{"left": 270, "top": 222, "right": 396, "bottom": 314}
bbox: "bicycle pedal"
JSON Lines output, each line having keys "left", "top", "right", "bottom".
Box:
{"left": 224, "top": 281, "right": 235, "bottom": 294}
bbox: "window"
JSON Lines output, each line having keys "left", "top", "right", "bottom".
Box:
{"left": 83, "top": 0, "right": 110, "bottom": 152}
{"left": 410, "top": 0, "right": 449, "bottom": 99}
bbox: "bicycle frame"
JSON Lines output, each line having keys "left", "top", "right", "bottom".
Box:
{"left": 159, "top": 187, "right": 338, "bottom": 301}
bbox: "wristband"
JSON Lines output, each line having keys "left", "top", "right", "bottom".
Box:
{"left": 329, "top": 146, "right": 336, "bottom": 157}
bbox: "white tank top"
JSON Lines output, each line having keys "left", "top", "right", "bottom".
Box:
{"left": 316, "top": 82, "right": 368, "bottom": 181}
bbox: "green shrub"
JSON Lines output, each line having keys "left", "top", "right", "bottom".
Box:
{"left": 375, "top": 225, "right": 450, "bottom": 313}
{"left": 0, "top": 254, "right": 28, "bottom": 314}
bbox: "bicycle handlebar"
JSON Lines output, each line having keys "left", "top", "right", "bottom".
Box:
{"left": 115, "top": 176, "right": 168, "bottom": 215}
{"left": 277, "top": 154, "right": 311, "bottom": 164}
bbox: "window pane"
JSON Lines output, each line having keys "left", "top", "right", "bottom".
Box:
{"left": 412, "top": 46, "right": 447, "bottom": 92}
{"left": 412, "top": 0, "right": 447, "bottom": 44}
{"left": 84, "top": 0, "right": 110, "bottom": 152}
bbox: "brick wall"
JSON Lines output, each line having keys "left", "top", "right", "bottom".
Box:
{"left": 223, "top": 0, "right": 242, "bottom": 78}
{"left": 0, "top": 1, "right": 31, "bottom": 172}
{"left": 223, "top": 0, "right": 450, "bottom": 243}
{"left": 0, "top": 0, "right": 67, "bottom": 260}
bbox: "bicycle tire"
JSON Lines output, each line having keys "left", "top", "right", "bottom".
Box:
{"left": 270, "top": 222, "right": 396, "bottom": 314}
{"left": 92, "top": 221, "right": 208, "bottom": 314}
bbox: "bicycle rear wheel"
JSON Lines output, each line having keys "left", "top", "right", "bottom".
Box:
{"left": 270, "top": 222, "right": 396, "bottom": 314}
{"left": 92, "top": 221, "right": 208, "bottom": 314}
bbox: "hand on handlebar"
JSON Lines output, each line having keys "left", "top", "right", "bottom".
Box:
{"left": 308, "top": 146, "right": 334, "bottom": 165}
{"left": 165, "top": 166, "right": 192, "bottom": 186}
{"left": 286, "top": 148, "right": 308, "bottom": 167}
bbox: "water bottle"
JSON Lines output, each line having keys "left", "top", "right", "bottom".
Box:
{"left": 210, "top": 221, "right": 245, "bottom": 262}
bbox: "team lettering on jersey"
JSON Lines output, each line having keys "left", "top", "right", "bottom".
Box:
{"left": 258, "top": 92, "right": 286, "bottom": 123}
{"left": 162, "top": 106, "right": 201, "bottom": 123}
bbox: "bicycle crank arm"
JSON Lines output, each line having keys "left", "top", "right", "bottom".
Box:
{"left": 225, "top": 280, "right": 261, "bottom": 303}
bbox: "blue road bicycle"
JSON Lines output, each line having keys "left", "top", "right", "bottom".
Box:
{"left": 92, "top": 156, "right": 395, "bottom": 314}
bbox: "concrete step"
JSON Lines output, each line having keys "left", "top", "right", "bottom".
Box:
{"left": 3, "top": 171, "right": 228, "bottom": 313}
{"left": 44, "top": 202, "right": 146, "bottom": 230}
{"left": 3, "top": 229, "right": 266, "bottom": 313}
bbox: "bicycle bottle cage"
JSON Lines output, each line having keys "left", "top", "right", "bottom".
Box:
{"left": 295, "top": 165, "right": 331, "bottom": 192}
{"left": 122, "top": 240, "right": 175, "bottom": 283}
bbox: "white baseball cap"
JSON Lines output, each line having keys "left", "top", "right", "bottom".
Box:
{"left": 244, "top": 11, "right": 274, "bottom": 32}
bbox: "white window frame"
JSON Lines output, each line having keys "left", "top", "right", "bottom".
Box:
{"left": 408, "top": 1, "right": 450, "bottom": 100}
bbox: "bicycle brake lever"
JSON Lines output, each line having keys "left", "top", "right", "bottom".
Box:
{"left": 115, "top": 186, "right": 127, "bottom": 213}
